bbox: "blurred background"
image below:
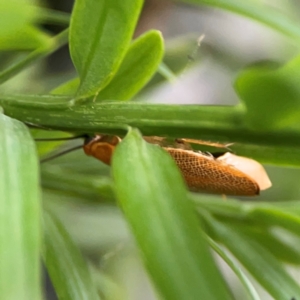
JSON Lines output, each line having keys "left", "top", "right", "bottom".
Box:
{"left": 2, "top": 0, "right": 300, "bottom": 299}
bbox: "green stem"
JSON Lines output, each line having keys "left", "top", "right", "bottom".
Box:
{"left": 35, "top": 8, "right": 70, "bottom": 26}
{"left": 158, "top": 62, "right": 177, "bottom": 82}
{"left": 0, "top": 29, "right": 69, "bottom": 85}
{"left": 0, "top": 94, "right": 300, "bottom": 166}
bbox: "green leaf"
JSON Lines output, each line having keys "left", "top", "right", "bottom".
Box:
{"left": 192, "top": 194, "right": 249, "bottom": 219}
{"left": 0, "top": 25, "right": 51, "bottom": 51}
{"left": 223, "top": 221, "right": 300, "bottom": 265}
{"left": 193, "top": 194, "right": 300, "bottom": 236}
{"left": 193, "top": 196, "right": 300, "bottom": 265}
{"left": 41, "top": 165, "right": 115, "bottom": 203}
{"left": 69, "top": 0, "right": 143, "bottom": 99}
{"left": 0, "top": 114, "right": 41, "bottom": 300}
{"left": 52, "top": 30, "right": 164, "bottom": 100}
{"left": 271, "top": 201, "right": 300, "bottom": 216}
{"left": 96, "top": 30, "right": 164, "bottom": 101}
{"left": 0, "top": 2, "right": 51, "bottom": 50}
{"left": 179, "top": 0, "right": 300, "bottom": 40}
{"left": 43, "top": 211, "right": 100, "bottom": 300}
{"left": 0, "top": 29, "right": 69, "bottom": 85}
{"left": 112, "top": 128, "right": 233, "bottom": 300}
{"left": 51, "top": 77, "right": 80, "bottom": 95}
{"left": 35, "top": 7, "right": 70, "bottom": 26}
{"left": 257, "top": 228, "right": 300, "bottom": 265}
{"left": 235, "top": 55, "right": 300, "bottom": 129}
{"left": 202, "top": 214, "right": 300, "bottom": 300}
{"left": 208, "top": 238, "right": 261, "bottom": 300}
{"left": 248, "top": 205, "right": 300, "bottom": 238}
{"left": 0, "top": 1, "right": 35, "bottom": 38}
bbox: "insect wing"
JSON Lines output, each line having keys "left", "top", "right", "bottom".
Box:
{"left": 165, "top": 148, "right": 259, "bottom": 196}
{"left": 217, "top": 153, "right": 272, "bottom": 190}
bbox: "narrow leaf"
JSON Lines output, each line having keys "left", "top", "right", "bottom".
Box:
{"left": 0, "top": 24, "right": 50, "bottom": 51}
{"left": 0, "top": 113, "right": 41, "bottom": 300}
{"left": 236, "top": 225, "right": 300, "bottom": 265}
{"left": 52, "top": 30, "right": 164, "bottom": 100}
{"left": 208, "top": 238, "right": 261, "bottom": 300}
{"left": 248, "top": 205, "right": 300, "bottom": 238}
{"left": 43, "top": 211, "right": 100, "bottom": 300}
{"left": 194, "top": 196, "right": 300, "bottom": 264}
{"left": 69, "top": 0, "right": 143, "bottom": 98}
{"left": 96, "top": 30, "right": 164, "bottom": 101}
{"left": 41, "top": 165, "right": 115, "bottom": 202}
{"left": 112, "top": 128, "right": 233, "bottom": 300}
{"left": 203, "top": 214, "right": 300, "bottom": 300}
{"left": 51, "top": 77, "right": 79, "bottom": 95}
{"left": 235, "top": 55, "right": 300, "bottom": 129}
{"left": 0, "top": 29, "right": 69, "bottom": 85}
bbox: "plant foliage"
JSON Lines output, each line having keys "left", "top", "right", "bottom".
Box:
{"left": 0, "top": 0, "right": 300, "bottom": 299}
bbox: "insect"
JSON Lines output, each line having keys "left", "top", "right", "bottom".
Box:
{"left": 82, "top": 135, "right": 272, "bottom": 196}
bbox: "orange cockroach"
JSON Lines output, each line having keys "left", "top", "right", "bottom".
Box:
{"left": 41, "top": 134, "right": 271, "bottom": 196}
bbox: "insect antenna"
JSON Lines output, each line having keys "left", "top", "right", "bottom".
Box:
{"left": 35, "top": 134, "right": 88, "bottom": 142}
{"left": 36, "top": 134, "right": 88, "bottom": 163}
{"left": 40, "top": 145, "right": 83, "bottom": 163}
